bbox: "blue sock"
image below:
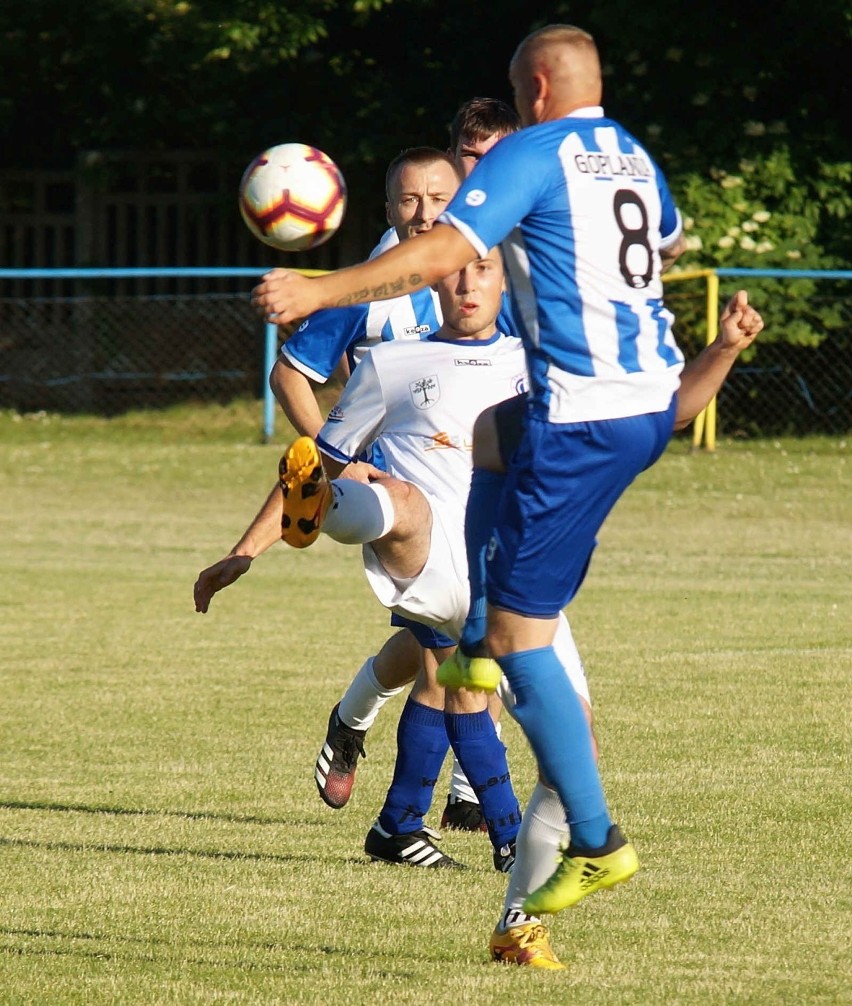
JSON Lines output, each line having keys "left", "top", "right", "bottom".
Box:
{"left": 444, "top": 709, "right": 521, "bottom": 848}
{"left": 378, "top": 698, "right": 449, "bottom": 836}
{"left": 499, "top": 646, "right": 611, "bottom": 849}
{"left": 459, "top": 468, "right": 505, "bottom": 654}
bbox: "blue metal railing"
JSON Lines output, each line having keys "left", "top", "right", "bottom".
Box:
{"left": 2, "top": 265, "right": 849, "bottom": 443}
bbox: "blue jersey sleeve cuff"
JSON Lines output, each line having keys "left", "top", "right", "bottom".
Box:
{"left": 660, "top": 209, "right": 684, "bottom": 249}
{"left": 279, "top": 346, "right": 330, "bottom": 384}
{"left": 436, "top": 211, "right": 489, "bottom": 259}
{"left": 315, "top": 434, "right": 353, "bottom": 465}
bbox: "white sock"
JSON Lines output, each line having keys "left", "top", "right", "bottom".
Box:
{"left": 498, "top": 781, "right": 568, "bottom": 931}
{"left": 449, "top": 757, "right": 479, "bottom": 805}
{"left": 322, "top": 480, "right": 395, "bottom": 545}
{"left": 338, "top": 656, "right": 404, "bottom": 732}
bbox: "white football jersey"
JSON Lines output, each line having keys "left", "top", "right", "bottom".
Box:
{"left": 317, "top": 332, "right": 527, "bottom": 515}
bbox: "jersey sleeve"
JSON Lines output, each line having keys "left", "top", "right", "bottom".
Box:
{"left": 316, "top": 351, "right": 387, "bottom": 464}
{"left": 643, "top": 151, "right": 682, "bottom": 247}
{"left": 279, "top": 304, "right": 368, "bottom": 383}
{"left": 438, "top": 133, "right": 545, "bottom": 255}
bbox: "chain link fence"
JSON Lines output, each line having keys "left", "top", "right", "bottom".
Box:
{"left": 0, "top": 290, "right": 262, "bottom": 415}
{"left": 666, "top": 271, "right": 851, "bottom": 437}
{"left": 1, "top": 270, "right": 849, "bottom": 436}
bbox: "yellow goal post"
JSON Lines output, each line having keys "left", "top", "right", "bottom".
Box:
{"left": 663, "top": 268, "right": 720, "bottom": 451}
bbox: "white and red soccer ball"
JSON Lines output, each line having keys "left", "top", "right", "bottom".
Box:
{"left": 239, "top": 143, "right": 347, "bottom": 252}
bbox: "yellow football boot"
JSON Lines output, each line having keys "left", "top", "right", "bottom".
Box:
{"left": 523, "top": 825, "right": 639, "bottom": 915}
{"left": 278, "top": 436, "right": 333, "bottom": 548}
{"left": 437, "top": 648, "right": 501, "bottom": 693}
{"left": 489, "top": 923, "right": 565, "bottom": 970}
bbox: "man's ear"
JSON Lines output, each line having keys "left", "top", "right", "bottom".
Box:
{"left": 529, "top": 73, "right": 550, "bottom": 122}
{"left": 532, "top": 71, "right": 548, "bottom": 101}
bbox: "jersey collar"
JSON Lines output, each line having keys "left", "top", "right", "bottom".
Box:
{"left": 564, "top": 105, "right": 605, "bottom": 119}
{"left": 427, "top": 330, "right": 503, "bottom": 347}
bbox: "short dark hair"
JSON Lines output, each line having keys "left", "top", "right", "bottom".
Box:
{"left": 385, "top": 147, "right": 459, "bottom": 200}
{"left": 449, "top": 97, "right": 521, "bottom": 151}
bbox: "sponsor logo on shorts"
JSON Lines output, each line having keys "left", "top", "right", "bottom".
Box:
{"left": 326, "top": 405, "right": 344, "bottom": 422}
{"left": 297, "top": 319, "right": 309, "bottom": 332}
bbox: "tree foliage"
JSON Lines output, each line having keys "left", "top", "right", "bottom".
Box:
{"left": 571, "top": 0, "right": 851, "bottom": 272}
{"left": 1, "top": 0, "right": 849, "bottom": 275}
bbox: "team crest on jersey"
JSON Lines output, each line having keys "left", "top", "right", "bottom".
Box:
{"left": 513, "top": 373, "right": 528, "bottom": 395}
{"left": 409, "top": 375, "right": 440, "bottom": 409}
{"left": 326, "top": 404, "right": 344, "bottom": 423}
{"left": 465, "top": 189, "right": 487, "bottom": 207}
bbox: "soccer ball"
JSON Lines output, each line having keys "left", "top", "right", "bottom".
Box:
{"left": 238, "top": 143, "right": 347, "bottom": 252}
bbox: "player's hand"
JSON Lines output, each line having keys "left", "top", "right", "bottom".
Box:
{"left": 251, "top": 269, "right": 322, "bottom": 324}
{"left": 336, "top": 460, "right": 388, "bottom": 484}
{"left": 719, "top": 290, "right": 764, "bottom": 353}
{"left": 194, "top": 554, "right": 253, "bottom": 613}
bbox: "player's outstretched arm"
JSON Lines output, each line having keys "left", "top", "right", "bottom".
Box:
{"left": 269, "top": 358, "right": 326, "bottom": 439}
{"left": 194, "top": 554, "right": 253, "bottom": 613}
{"left": 193, "top": 483, "right": 283, "bottom": 613}
{"left": 673, "top": 290, "right": 764, "bottom": 431}
{"left": 250, "top": 224, "right": 476, "bottom": 324}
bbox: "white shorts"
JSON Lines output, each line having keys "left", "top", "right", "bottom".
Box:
{"left": 362, "top": 493, "right": 468, "bottom": 641}
{"left": 361, "top": 490, "right": 591, "bottom": 706}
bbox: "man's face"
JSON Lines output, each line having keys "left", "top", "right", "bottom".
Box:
{"left": 452, "top": 132, "right": 502, "bottom": 178}
{"left": 386, "top": 159, "right": 459, "bottom": 241}
{"left": 435, "top": 247, "right": 504, "bottom": 340}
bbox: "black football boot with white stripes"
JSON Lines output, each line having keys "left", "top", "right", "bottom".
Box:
{"left": 364, "top": 820, "right": 465, "bottom": 868}
{"left": 314, "top": 704, "right": 367, "bottom": 809}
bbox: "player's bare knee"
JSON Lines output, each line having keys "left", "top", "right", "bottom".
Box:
{"left": 444, "top": 686, "right": 488, "bottom": 714}
{"left": 380, "top": 479, "right": 431, "bottom": 543}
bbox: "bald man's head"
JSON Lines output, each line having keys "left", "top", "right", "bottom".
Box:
{"left": 509, "top": 24, "right": 603, "bottom": 126}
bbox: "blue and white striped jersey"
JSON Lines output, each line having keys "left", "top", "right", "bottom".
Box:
{"left": 440, "top": 106, "right": 685, "bottom": 423}
{"left": 281, "top": 275, "right": 517, "bottom": 384}
{"left": 280, "top": 286, "right": 443, "bottom": 383}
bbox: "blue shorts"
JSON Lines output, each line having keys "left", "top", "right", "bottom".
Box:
{"left": 486, "top": 401, "right": 676, "bottom": 618}
{"left": 390, "top": 612, "right": 456, "bottom": 650}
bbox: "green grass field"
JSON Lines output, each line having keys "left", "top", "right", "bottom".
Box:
{"left": 1, "top": 404, "right": 849, "bottom": 1005}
